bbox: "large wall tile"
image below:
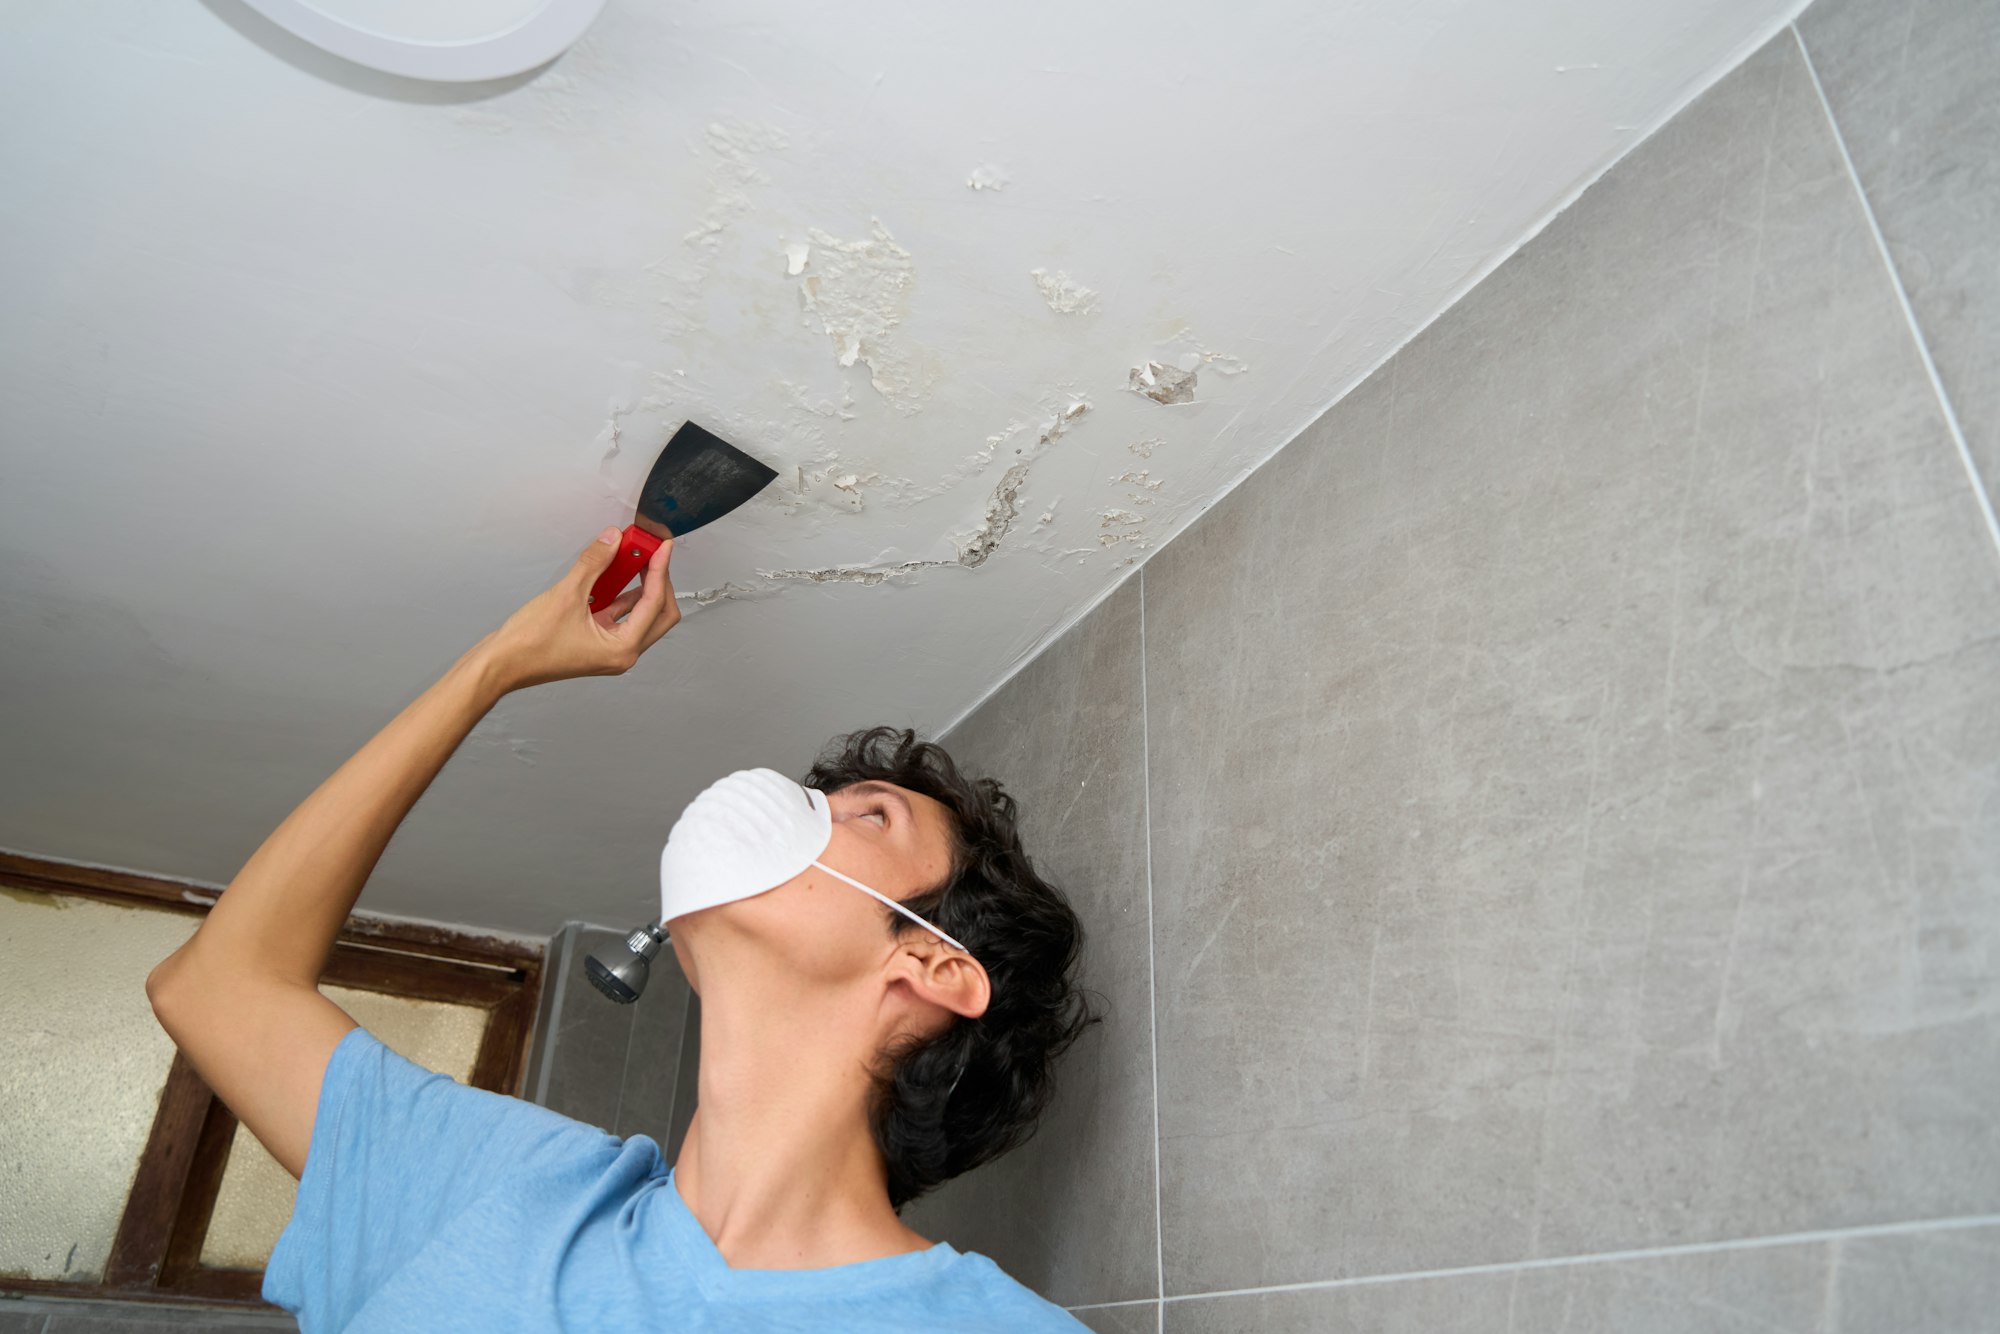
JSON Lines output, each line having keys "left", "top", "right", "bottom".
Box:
{"left": 906, "top": 581, "right": 1160, "bottom": 1308}
{"left": 537, "top": 926, "right": 638, "bottom": 1133}
{"left": 1073, "top": 1301, "right": 1160, "bottom": 1334}
{"left": 1799, "top": 0, "right": 2000, "bottom": 515}
{"left": 610, "top": 946, "right": 693, "bottom": 1150}
{"left": 1142, "top": 32, "right": 2000, "bottom": 1295}
{"left": 528, "top": 924, "right": 693, "bottom": 1144}
{"left": 1163, "top": 1222, "right": 2000, "bottom": 1333}
{"left": 1829, "top": 1221, "right": 2000, "bottom": 1331}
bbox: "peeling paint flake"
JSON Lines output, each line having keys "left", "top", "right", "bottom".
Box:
{"left": 1030, "top": 268, "right": 1099, "bottom": 315}
{"left": 783, "top": 240, "right": 812, "bottom": 276}
{"left": 795, "top": 219, "right": 932, "bottom": 413}
{"left": 1129, "top": 360, "right": 1197, "bottom": 404}
{"left": 966, "top": 164, "right": 1010, "bottom": 191}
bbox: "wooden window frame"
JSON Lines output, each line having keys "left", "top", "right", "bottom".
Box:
{"left": 0, "top": 850, "right": 545, "bottom": 1310}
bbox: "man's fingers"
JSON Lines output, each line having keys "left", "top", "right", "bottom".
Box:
{"left": 570, "top": 526, "right": 624, "bottom": 590}
{"left": 597, "top": 583, "right": 644, "bottom": 623}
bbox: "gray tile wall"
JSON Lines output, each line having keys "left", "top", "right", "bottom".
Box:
{"left": 526, "top": 922, "right": 697, "bottom": 1152}
{"left": 919, "top": 2, "right": 2000, "bottom": 1328}
{"left": 1799, "top": 0, "right": 2000, "bottom": 526}
{"left": 906, "top": 582, "right": 1160, "bottom": 1309}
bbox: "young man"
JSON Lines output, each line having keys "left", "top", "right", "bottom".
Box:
{"left": 147, "top": 528, "right": 1096, "bottom": 1331}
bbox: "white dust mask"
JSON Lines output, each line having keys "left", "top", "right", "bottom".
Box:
{"left": 657, "top": 767, "right": 971, "bottom": 955}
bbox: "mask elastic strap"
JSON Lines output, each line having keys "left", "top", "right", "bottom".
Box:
{"left": 811, "top": 859, "right": 974, "bottom": 957}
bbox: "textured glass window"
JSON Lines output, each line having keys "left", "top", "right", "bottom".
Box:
{"left": 0, "top": 888, "right": 199, "bottom": 1281}
{"left": 0, "top": 885, "right": 497, "bottom": 1282}
{"left": 198, "top": 985, "right": 487, "bottom": 1269}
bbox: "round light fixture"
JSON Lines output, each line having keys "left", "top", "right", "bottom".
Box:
{"left": 235, "top": 0, "right": 609, "bottom": 83}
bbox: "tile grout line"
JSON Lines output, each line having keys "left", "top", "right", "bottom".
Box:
{"left": 1792, "top": 22, "right": 2000, "bottom": 564}
{"left": 1138, "top": 568, "right": 1166, "bottom": 1334}
{"left": 610, "top": 948, "right": 643, "bottom": 1133}
{"left": 1141, "top": 1212, "right": 2000, "bottom": 1307}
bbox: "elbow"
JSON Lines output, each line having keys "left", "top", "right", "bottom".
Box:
{"left": 146, "top": 950, "right": 193, "bottom": 1029}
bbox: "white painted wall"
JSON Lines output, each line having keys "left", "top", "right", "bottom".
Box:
{"left": 0, "top": 0, "right": 1797, "bottom": 933}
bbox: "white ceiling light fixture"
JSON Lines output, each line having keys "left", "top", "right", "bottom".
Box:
{"left": 234, "top": 0, "right": 609, "bottom": 83}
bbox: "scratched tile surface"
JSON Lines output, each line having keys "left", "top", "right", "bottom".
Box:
{"left": 1142, "top": 33, "right": 2000, "bottom": 1295}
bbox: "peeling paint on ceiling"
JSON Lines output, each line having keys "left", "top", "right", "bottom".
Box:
{"left": 0, "top": 0, "right": 1804, "bottom": 934}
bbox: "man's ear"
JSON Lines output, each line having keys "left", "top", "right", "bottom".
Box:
{"left": 896, "top": 941, "right": 991, "bottom": 1023}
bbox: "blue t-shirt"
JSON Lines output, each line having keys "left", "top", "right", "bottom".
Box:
{"left": 264, "top": 1028, "right": 1083, "bottom": 1332}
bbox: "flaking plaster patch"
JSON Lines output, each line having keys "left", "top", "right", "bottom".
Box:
{"left": 1128, "top": 361, "right": 1197, "bottom": 404}
{"left": 679, "top": 400, "right": 1089, "bottom": 605}
{"left": 795, "top": 220, "right": 933, "bottom": 413}
{"left": 1115, "top": 470, "right": 1165, "bottom": 505}
{"left": 953, "top": 401, "right": 1089, "bottom": 567}
{"left": 1171, "top": 330, "right": 1251, "bottom": 376}
{"left": 765, "top": 456, "right": 885, "bottom": 516}
{"left": 966, "top": 164, "right": 1010, "bottom": 191}
{"left": 1127, "top": 438, "right": 1163, "bottom": 459}
{"left": 781, "top": 380, "right": 857, "bottom": 421}
{"left": 782, "top": 240, "right": 812, "bottom": 276}
{"left": 683, "top": 122, "right": 788, "bottom": 254}
{"left": 1030, "top": 269, "right": 1099, "bottom": 315}
{"left": 867, "top": 399, "right": 1088, "bottom": 510}
{"left": 654, "top": 120, "right": 787, "bottom": 337}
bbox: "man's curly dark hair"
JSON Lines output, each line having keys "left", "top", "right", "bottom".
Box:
{"left": 803, "top": 726, "right": 1099, "bottom": 1210}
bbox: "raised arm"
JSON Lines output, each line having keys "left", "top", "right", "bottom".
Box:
{"left": 146, "top": 528, "right": 678, "bottom": 1177}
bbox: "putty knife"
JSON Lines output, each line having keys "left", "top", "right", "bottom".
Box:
{"left": 587, "top": 421, "right": 778, "bottom": 611}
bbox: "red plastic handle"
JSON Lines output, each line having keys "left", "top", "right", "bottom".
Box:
{"left": 587, "top": 524, "right": 664, "bottom": 614}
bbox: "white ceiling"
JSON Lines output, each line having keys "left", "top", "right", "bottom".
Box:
{"left": 1, "top": 0, "right": 1799, "bottom": 936}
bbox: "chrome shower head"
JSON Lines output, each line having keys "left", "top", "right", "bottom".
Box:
{"left": 584, "top": 922, "right": 669, "bottom": 1004}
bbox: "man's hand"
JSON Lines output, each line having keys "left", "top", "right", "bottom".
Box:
{"left": 477, "top": 526, "right": 680, "bottom": 693}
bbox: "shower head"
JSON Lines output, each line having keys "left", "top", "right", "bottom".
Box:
{"left": 584, "top": 923, "right": 669, "bottom": 1004}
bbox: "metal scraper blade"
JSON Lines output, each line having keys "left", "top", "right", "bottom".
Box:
{"left": 633, "top": 421, "right": 778, "bottom": 539}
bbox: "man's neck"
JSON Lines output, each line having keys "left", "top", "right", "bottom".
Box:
{"left": 670, "top": 984, "right": 933, "bottom": 1270}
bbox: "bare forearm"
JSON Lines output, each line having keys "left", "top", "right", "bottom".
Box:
{"left": 164, "top": 642, "right": 510, "bottom": 987}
